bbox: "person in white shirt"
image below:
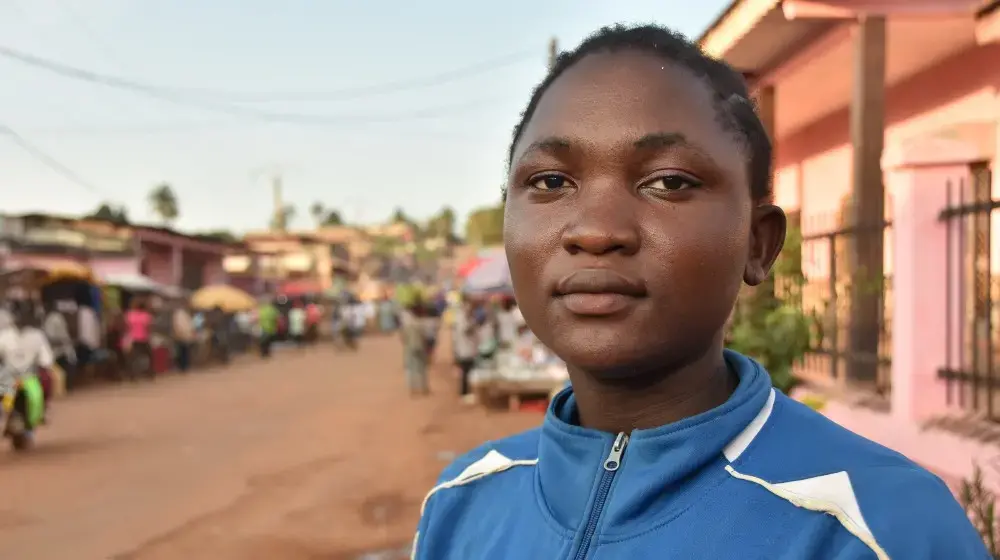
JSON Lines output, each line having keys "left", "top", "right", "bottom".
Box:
{"left": 452, "top": 299, "right": 478, "bottom": 400}
{"left": 0, "top": 308, "right": 19, "bottom": 392}
{"left": 495, "top": 298, "right": 520, "bottom": 349}
{"left": 1, "top": 308, "right": 55, "bottom": 416}
{"left": 43, "top": 308, "right": 76, "bottom": 372}
{"left": 77, "top": 305, "right": 101, "bottom": 362}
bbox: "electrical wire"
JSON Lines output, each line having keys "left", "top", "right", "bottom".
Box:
{"left": 42, "top": 1, "right": 534, "bottom": 104}
{"left": 0, "top": 44, "right": 516, "bottom": 124}
{"left": 162, "top": 50, "right": 537, "bottom": 102}
{"left": 0, "top": 122, "right": 104, "bottom": 196}
{"left": 49, "top": 0, "right": 132, "bottom": 74}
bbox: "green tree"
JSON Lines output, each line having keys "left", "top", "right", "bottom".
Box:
{"left": 371, "top": 235, "right": 399, "bottom": 257}
{"left": 309, "top": 201, "right": 345, "bottom": 227}
{"left": 465, "top": 204, "right": 504, "bottom": 246}
{"left": 148, "top": 183, "right": 179, "bottom": 226}
{"left": 87, "top": 203, "right": 130, "bottom": 224}
{"left": 322, "top": 209, "right": 344, "bottom": 226}
{"left": 310, "top": 201, "right": 325, "bottom": 227}
{"left": 196, "top": 230, "right": 239, "bottom": 243}
{"left": 427, "top": 206, "right": 456, "bottom": 239}
{"left": 391, "top": 207, "right": 409, "bottom": 224}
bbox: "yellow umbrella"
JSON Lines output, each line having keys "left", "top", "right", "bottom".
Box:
{"left": 191, "top": 284, "right": 256, "bottom": 312}
{"left": 43, "top": 262, "right": 95, "bottom": 284}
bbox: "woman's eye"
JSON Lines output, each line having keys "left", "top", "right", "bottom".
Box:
{"left": 528, "top": 175, "right": 570, "bottom": 191}
{"left": 643, "top": 174, "right": 701, "bottom": 192}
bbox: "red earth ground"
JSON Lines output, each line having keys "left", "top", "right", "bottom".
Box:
{"left": 0, "top": 335, "right": 541, "bottom": 560}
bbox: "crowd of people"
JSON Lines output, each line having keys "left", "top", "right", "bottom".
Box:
{"left": 397, "top": 292, "right": 544, "bottom": 402}
{"left": 0, "top": 290, "right": 399, "bottom": 429}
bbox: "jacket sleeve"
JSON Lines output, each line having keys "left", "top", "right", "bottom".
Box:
{"left": 855, "top": 466, "right": 991, "bottom": 559}
{"left": 412, "top": 493, "right": 433, "bottom": 560}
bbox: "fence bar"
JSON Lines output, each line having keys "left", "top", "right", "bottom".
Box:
{"left": 945, "top": 180, "right": 954, "bottom": 405}
{"left": 986, "top": 185, "right": 994, "bottom": 419}
{"left": 828, "top": 233, "right": 839, "bottom": 380}
{"left": 958, "top": 180, "right": 967, "bottom": 410}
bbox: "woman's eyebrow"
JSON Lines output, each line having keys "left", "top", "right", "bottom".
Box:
{"left": 516, "top": 133, "right": 714, "bottom": 164}
{"left": 515, "top": 136, "right": 572, "bottom": 164}
{"left": 634, "top": 132, "right": 716, "bottom": 162}
{"left": 634, "top": 132, "right": 693, "bottom": 151}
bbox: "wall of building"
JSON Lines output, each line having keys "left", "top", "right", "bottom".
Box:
{"left": 774, "top": 42, "right": 1000, "bottom": 221}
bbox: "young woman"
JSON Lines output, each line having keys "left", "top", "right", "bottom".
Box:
{"left": 123, "top": 298, "right": 154, "bottom": 380}
{"left": 413, "top": 25, "right": 985, "bottom": 559}
{"left": 401, "top": 301, "right": 430, "bottom": 396}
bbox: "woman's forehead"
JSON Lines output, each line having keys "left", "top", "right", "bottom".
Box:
{"left": 513, "top": 51, "right": 742, "bottom": 167}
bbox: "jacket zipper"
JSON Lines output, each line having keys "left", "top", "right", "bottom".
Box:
{"left": 574, "top": 432, "right": 629, "bottom": 560}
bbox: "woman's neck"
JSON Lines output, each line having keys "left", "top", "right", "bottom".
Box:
{"left": 568, "top": 343, "right": 736, "bottom": 434}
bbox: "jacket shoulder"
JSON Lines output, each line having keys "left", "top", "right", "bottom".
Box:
{"left": 434, "top": 427, "right": 541, "bottom": 486}
{"left": 854, "top": 464, "right": 989, "bottom": 559}
{"left": 738, "top": 394, "right": 987, "bottom": 558}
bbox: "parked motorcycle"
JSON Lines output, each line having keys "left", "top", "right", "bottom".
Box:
{"left": 2, "top": 372, "right": 45, "bottom": 452}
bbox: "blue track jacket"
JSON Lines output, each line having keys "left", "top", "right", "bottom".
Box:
{"left": 414, "top": 350, "right": 988, "bottom": 559}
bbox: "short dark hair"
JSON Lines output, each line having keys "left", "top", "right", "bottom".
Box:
{"left": 507, "top": 24, "right": 772, "bottom": 200}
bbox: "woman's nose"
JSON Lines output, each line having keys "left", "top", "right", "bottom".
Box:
{"left": 560, "top": 188, "right": 640, "bottom": 256}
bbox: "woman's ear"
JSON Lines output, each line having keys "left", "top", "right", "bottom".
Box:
{"left": 743, "top": 204, "right": 787, "bottom": 286}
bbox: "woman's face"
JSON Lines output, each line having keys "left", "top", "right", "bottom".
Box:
{"left": 504, "top": 51, "right": 776, "bottom": 379}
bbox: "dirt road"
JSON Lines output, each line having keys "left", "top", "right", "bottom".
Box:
{"left": 0, "top": 336, "right": 540, "bottom": 560}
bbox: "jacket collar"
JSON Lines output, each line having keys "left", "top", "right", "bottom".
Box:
{"left": 536, "top": 350, "right": 773, "bottom": 533}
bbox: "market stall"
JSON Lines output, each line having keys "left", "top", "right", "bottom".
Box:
{"left": 469, "top": 347, "right": 568, "bottom": 412}
{"left": 191, "top": 284, "right": 256, "bottom": 313}
{"left": 461, "top": 248, "right": 512, "bottom": 297}
{"left": 0, "top": 266, "right": 47, "bottom": 304}
{"left": 190, "top": 284, "right": 257, "bottom": 366}
{"left": 102, "top": 273, "right": 176, "bottom": 375}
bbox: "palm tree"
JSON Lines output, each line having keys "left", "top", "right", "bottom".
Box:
{"left": 310, "top": 201, "right": 325, "bottom": 227}
{"left": 148, "top": 183, "right": 179, "bottom": 226}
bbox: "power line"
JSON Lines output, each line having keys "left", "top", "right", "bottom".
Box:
{"left": 0, "top": 42, "right": 535, "bottom": 104}
{"left": 0, "top": 122, "right": 104, "bottom": 196}
{"left": 0, "top": 44, "right": 516, "bottom": 125}
{"left": 49, "top": 0, "right": 132, "bottom": 74}
{"left": 171, "top": 50, "right": 538, "bottom": 102}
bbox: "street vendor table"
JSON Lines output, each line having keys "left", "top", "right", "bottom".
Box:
{"left": 473, "top": 377, "right": 567, "bottom": 411}
{"left": 469, "top": 351, "right": 568, "bottom": 411}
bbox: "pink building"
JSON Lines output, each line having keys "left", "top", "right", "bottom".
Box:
{"left": 700, "top": 0, "right": 1000, "bottom": 488}
{"left": 87, "top": 224, "right": 233, "bottom": 291}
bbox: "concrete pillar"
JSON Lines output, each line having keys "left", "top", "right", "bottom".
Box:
{"left": 886, "top": 136, "right": 981, "bottom": 422}
{"left": 846, "top": 15, "right": 887, "bottom": 383}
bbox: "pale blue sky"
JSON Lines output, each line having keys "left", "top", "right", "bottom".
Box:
{"left": 0, "top": 0, "right": 728, "bottom": 233}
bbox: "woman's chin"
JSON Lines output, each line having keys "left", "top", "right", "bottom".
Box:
{"left": 550, "top": 336, "right": 651, "bottom": 378}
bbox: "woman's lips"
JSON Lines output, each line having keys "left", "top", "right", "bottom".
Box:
{"left": 553, "top": 269, "right": 646, "bottom": 316}
{"left": 558, "top": 292, "right": 637, "bottom": 316}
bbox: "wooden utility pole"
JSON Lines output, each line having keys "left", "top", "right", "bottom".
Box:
{"left": 548, "top": 37, "right": 558, "bottom": 70}
{"left": 271, "top": 174, "right": 285, "bottom": 231}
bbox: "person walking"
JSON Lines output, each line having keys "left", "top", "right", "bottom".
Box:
{"left": 288, "top": 301, "right": 307, "bottom": 347}
{"left": 171, "top": 302, "right": 196, "bottom": 373}
{"left": 123, "top": 298, "right": 154, "bottom": 381}
{"left": 400, "top": 301, "right": 429, "bottom": 396}
{"left": 452, "top": 298, "right": 478, "bottom": 403}
{"left": 257, "top": 297, "right": 278, "bottom": 358}
{"left": 42, "top": 306, "right": 76, "bottom": 386}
